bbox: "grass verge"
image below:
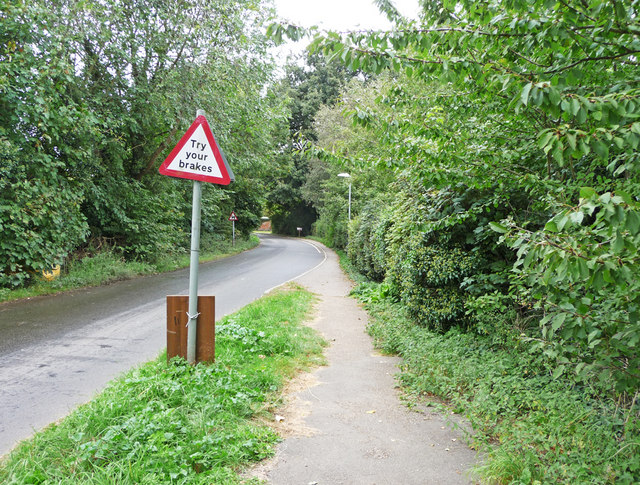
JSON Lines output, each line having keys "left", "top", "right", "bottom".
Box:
{"left": 0, "top": 235, "right": 260, "bottom": 304}
{"left": 343, "top": 270, "right": 640, "bottom": 483}
{"left": 0, "top": 284, "right": 325, "bottom": 484}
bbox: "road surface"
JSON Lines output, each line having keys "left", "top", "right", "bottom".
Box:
{"left": 0, "top": 235, "right": 325, "bottom": 456}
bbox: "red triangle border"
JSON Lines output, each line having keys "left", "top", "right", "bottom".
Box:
{"left": 158, "top": 115, "right": 231, "bottom": 185}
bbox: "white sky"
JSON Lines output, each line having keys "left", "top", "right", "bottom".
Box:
{"left": 271, "top": 0, "right": 420, "bottom": 62}
{"left": 273, "top": 0, "right": 420, "bottom": 30}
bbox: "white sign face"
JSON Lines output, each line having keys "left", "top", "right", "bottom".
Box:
{"left": 159, "top": 115, "right": 232, "bottom": 185}
{"left": 163, "top": 124, "right": 223, "bottom": 178}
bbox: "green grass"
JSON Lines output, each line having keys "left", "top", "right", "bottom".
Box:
{"left": 358, "top": 294, "right": 640, "bottom": 484}
{"left": 0, "top": 284, "right": 326, "bottom": 484}
{"left": 0, "top": 235, "right": 260, "bottom": 304}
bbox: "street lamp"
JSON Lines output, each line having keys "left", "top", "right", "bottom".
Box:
{"left": 337, "top": 173, "right": 351, "bottom": 221}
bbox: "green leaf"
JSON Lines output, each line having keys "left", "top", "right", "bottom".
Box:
{"left": 538, "top": 130, "right": 554, "bottom": 149}
{"left": 626, "top": 211, "right": 640, "bottom": 235}
{"left": 548, "top": 87, "right": 561, "bottom": 106}
{"left": 579, "top": 187, "right": 597, "bottom": 199}
{"left": 592, "top": 139, "right": 609, "bottom": 160}
{"left": 521, "top": 82, "right": 533, "bottom": 106}
{"left": 552, "top": 142, "right": 564, "bottom": 165}
{"left": 489, "top": 222, "right": 508, "bottom": 233}
{"left": 612, "top": 231, "right": 625, "bottom": 253}
{"left": 552, "top": 365, "right": 565, "bottom": 380}
{"left": 570, "top": 98, "right": 580, "bottom": 116}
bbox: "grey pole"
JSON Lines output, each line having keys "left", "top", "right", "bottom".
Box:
{"left": 186, "top": 108, "right": 205, "bottom": 364}
{"left": 348, "top": 182, "right": 352, "bottom": 221}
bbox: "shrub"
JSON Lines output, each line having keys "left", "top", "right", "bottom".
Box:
{"left": 0, "top": 172, "right": 89, "bottom": 288}
{"left": 347, "top": 193, "right": 392, "bottom": 280}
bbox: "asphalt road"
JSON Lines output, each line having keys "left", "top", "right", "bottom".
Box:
{"left": 0, "top": 235, "right": 325, "bottom": 456}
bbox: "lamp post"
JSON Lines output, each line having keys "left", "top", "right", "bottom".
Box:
{"left": 337, "top": 173, "right": 351, "bottom": 221}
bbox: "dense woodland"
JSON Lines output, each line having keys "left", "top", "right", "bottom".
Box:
{"left": 2, "top": 0, "right": 640, "bottom": 482}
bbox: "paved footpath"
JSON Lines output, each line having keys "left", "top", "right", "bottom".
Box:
{"left": 247, "top": 242, "right": 479, "bottom": 484}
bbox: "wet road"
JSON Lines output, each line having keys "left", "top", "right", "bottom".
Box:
{"left": 0, "top": 235, "right": 325, "bottom": 456}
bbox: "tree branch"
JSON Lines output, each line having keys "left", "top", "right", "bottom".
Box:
{"left": 134, "top": 125, "right": 179, "bottom": 180}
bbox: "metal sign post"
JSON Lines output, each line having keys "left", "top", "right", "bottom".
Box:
{"left": 186, "top": 109, "right": 206, "bottom": 364}
{"left": 228, "top": 211, "right": 238, "bottom": 247}
{"left": 159, "top": 108, "right": 233, "bottom": 365}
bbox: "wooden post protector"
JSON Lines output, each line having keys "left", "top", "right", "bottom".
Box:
{"left": 166, "top": 295, "right": 215, "bottom": 363}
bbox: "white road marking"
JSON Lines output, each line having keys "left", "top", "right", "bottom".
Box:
{"left": 264, "top": 240, "right": 327, "bottom": 294}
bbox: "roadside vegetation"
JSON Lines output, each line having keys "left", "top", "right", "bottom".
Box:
{"left": 334, "top": 252, "right": 640, "bottom": 483}
{"left": 356, "top": 279, "right": 639, "bottom": 484}
{"left": 1, "top": 0, "right": 286, "bottom": 291}
{"left": 270, "top": 1, "right": 640, "bottom": 482}
{"left": 0, "top": 235, "right": 259, "bottom": 304}
{"left": 0, "top": 285, "right": 325, "bottom": 484}
{"left": 5, "top": 0, "right": 640, "bottom": 483}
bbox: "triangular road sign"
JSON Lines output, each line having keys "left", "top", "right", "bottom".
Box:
{"left": 159, "top": 115, "right": 232, "bottom": 185}
{"left": 229, "top": 211, "right": 238, "bottom": 221}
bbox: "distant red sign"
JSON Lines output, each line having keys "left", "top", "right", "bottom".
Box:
{"left": 229, "top": 211, "right": 238, "bottom": 221}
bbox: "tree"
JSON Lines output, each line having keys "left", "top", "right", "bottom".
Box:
{"left": 0, "top": 0, "right": 90, "bottom": 286}
{"left": 272, "top": 0, "right": 640, "bottom": 393}
{"left": 266, "top": 53, "right": 359, "bottom": 236}
{"left": 1, "top": 0, "right": 288, "bottom": 285}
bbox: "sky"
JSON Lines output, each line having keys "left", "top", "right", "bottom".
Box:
{"left": 273, "top": 0, "right": 420, "bottom": 31}
{"left": 271, "top": 0, "right": 420, "bottom": 61}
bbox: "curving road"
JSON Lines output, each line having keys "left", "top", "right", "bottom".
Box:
{"left": 0, "top": 235, "right": 325, "bottom": 456}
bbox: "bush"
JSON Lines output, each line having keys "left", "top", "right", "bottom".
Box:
{"left": 312, "top": 195, "right": 349, "bottom": 248}
{"left": 347, "top": 194, "right": 392, "bottom": 280}
{"left": 501, "top": 189, "right": 640, "bottom": 395}
{"left": 0, "top": 171, "right": 89, "bottom": 288}
{"left": 83, "top": 176, "right": 188, "bottom": 261}
{"left": 349, "top": 181, "right": 504, "bottom": 331}
{"left": 388, "top": 239, "right": 477, "bottom": 330}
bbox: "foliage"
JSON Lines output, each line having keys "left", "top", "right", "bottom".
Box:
{"left": 385, "top": 188, "right": 479, "bottom": 330}
{"left": 347, "top": 193, "right": 393, "bottom": 281}
{"left": 346, "top": 180, "right": 509, "bottom": 331}
{"left": 1, "top": 0, "right": 284, "bottom": 288}
{"left": 267, "top": 154, "right": 318, "bottom": 236}
{"left": 266, "top": 54, "right": 359, "bottom": 236}
{"left": 272, "top": 0, "right": 640, "bottom": 393}
{"left": 0, "top": 286, "right": 325, "bottom": 484}
{"left": 359, "top": 283, "right": 640, "bottom": 485}
{"left": 0, "top": 0, "right": 90, "bottom": 286}
{"left": 303, "top": 76, "right": 398, "bottom": 248}
{"left": 302, "top": 159, "right": 352, "bottom": 248}
{"left": 497, "top": 188, "right": 640, "bottom": 394}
